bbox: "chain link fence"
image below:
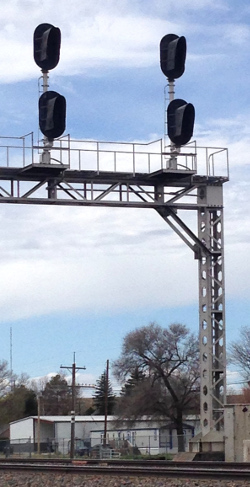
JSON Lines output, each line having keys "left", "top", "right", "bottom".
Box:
{"left": 0, "top": 433, "right": 190, "bottom": 459}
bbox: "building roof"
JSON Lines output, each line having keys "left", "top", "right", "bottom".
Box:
{"left": 10, "top": 415, "right": 117, "bottom": 425}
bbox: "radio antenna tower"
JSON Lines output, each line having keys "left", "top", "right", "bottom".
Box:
{"left": 10, "top": 327, "right": 13, "bottom": 390}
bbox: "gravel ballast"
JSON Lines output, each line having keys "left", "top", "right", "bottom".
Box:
{"left": 0, "top": 472, "right": 249, "bottom": 487}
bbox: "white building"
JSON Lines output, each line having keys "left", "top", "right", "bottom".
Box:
{"left": 10, "top": 415, "right": 200, "bottom": 456}
{"left": 224, "top": 403, "right": 250, "bottom": 462}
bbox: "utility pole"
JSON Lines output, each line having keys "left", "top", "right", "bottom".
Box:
{"left": 61, "top": 353, "right": 86, "bottom": 459}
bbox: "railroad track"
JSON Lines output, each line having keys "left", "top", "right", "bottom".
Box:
{"left": 1, "top": 457, "right": 250, "bottom": 469}
{"left": 0, "top": 459, "right": 249, "bottom": 480}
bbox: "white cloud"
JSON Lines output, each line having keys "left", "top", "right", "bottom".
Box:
{"left": 223, "top": 23, "right": 250, "bottom": 46}
{"left": 0, "top": 1, "right": 248, "bottom": 324}
{"left": 0, "top": 1, "right": 178, "bottom": 83}
{"left": 1, "top": 111, "right": 250, "bottom": 321}
{"left": 0, "top": 0, "right": 239, "bottom": 84}
{"left": 0, "top": 203, "right": 198, "bottom": 321}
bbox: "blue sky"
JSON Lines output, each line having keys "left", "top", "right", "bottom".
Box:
{"left": 0, "top": 0, "right": 250, "bottom": 394}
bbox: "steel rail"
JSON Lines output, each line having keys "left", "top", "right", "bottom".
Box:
{"left": 0, "top": 458, "right": 250, "bottom": 469}
{"left": 0, "top": 461, "right": 249, "bottom": 481}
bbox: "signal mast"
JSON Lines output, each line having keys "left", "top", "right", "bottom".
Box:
{"left": 160, "top": 34, "right": 227, "bottom": 452}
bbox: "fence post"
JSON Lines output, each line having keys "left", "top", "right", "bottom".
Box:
{"left": 29, "top": 436, "right": 32, "bottom": 458}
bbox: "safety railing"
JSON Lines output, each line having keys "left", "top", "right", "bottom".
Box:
{"left": 0, "top": 132, "right": 35, "bottom": 168}
{"left": 0, "top": 133, "right": 229, "bottom": 180}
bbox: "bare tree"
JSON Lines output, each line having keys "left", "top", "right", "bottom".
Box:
{"left": 0, "top": 360, "right": 11, "bottom": 397}
{"left": 229, "top": 326, "right": 250, "bottom": 382}
{"left": 113, "top": 322, "right": 199, "bottom": 452}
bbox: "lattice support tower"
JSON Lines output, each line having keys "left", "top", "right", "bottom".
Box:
{"left": 197, "top": 185, "right": 226, "bottom": 446}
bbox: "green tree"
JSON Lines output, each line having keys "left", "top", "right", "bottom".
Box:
{"left": 42, "top": 374, "right": 72, "bottom": 415}
{"left": 0, "top": 385, "right": 38, "bottom": 424}
{"left": 93, "top": 371, "right": 116, "bottom": 415}
{"left": 24, "top": 390, "right": 38, "bottom": 416}
{"left": 120, "top": 367, "right": 145, "bottom": 397}
{"left": 0, "top": 362, "right": 38, "bottom": 425}
{"left": 113, "top": 322, "right": 199, "bottom": 452}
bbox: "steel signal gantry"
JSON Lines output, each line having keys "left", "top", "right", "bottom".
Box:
{"left": 0, "top": 134, "right": 229, "bottom": 452}
{"left": 0, "top": 25, "right": 229, "bottom": 454}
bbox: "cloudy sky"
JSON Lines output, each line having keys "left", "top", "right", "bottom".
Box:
{"left": 0, "top": 0, "right": 249, "bottom": 393}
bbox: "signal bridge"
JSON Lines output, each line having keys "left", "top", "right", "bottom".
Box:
{"left": 0, "top": 21, "right": 230, "bottom": 456}
{"left": 0, "top": 132, "right": 228, "bottom": 451}
{"left": 0, "top": 133, "right": 228, "bottom": 208}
